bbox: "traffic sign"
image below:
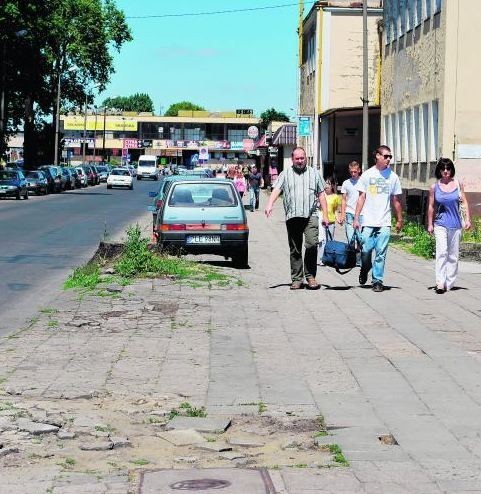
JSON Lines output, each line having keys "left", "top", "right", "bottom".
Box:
{"left": 298, "top": 116, "right": 311, "bottom": 137}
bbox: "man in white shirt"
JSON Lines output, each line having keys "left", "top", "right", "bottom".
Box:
{"left": 353, "top": 146, "right": 403, "bottom": 292}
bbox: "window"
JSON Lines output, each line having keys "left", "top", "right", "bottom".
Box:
{"left": 394, "top": 113, "right": 401, "bottom": 163}
{"left": 433, "top": 0, "right": 442, "bottom": 15}
{"left": 398, "top": 111, "right": 405, "bottom": 163}
{"left": 184, "top": 124, "right": 205, "bottom": 141}
{"left": 406, "top": 109, "right": 412, "bottom": 163}
{"left": 415, "top": 0, "right": 423, "bottom": 26}
{"left": 227, "top": 128, "right": 248, "bottom": 141}
{"left": 421, "top": 103, "right": 429, "bottom": 162}
{"left": 430, "top": 100, "right": 439, "bottom": 161}
{"left": 390, "top": 114, "right": 397, "bottom": 163}
{"left": 406, "top": 0, "right": 414, "bottom": 32}
{"left": 413, "top": 106, "right": 420, "bottom": 163}
{"left": 383, "top": 115, "right": 390, "bottom": 149}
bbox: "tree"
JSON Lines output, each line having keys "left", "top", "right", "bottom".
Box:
{"left": 0, "top": 0, "right": 132, "bottom": 165}
{"left": 165, "top": 101, "right": 205, "bottom": 117}
{"left": 102, "top": 93, "right": 154, "bottom": 113}
{"left": 259, "top": 108, "right": 290, "bottom": 131}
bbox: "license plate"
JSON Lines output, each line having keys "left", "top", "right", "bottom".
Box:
{"left": 186, "top": 235, "right": 221, "bottom": 244}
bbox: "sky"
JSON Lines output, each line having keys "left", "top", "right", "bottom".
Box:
{"left": 97, "top": 1, "right": 313, "bottom": 118}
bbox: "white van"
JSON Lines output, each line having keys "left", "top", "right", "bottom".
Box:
{"left": 137, "top": 155, "right": 159, "bottom": 181}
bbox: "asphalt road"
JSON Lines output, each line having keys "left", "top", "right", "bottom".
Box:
{"left": 0, "top": 178, "right": 158, "bottom": 336}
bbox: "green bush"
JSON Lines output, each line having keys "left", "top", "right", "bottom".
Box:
{"left": 462, "top": 216, "right": 481, "bottom": 243}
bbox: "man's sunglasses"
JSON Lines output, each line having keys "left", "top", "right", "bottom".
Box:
{"left": 380, "top": 154, "right": 392, "bottom": 159}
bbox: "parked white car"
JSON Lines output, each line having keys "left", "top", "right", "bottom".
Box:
{"left": 107, "top": 168, "right": 134, "bottom": 190}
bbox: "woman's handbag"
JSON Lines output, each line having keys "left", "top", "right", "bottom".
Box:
{"left": 321, "top": 229, "right": 360, "bottom": 274}
{"left": 456, "top": 180, "right": 468, "bottom": 228}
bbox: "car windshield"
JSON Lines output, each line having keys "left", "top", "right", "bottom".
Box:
{"left": 139, "top": 160, "right": 156, "bottom": 167}
{"left": 26, "top": 172, "right": 40, "bottom": 178}
{"left": 0, "top": 171, "right": 16, "bottom": 180}
{"left": 97, "top": 166, "right": 108, "bottom": 172}
{"left": 169, "top": 183, "right": 237, "bottom": 207}
{"left": 111, "top": 169, "right": 130, "bottom": 176}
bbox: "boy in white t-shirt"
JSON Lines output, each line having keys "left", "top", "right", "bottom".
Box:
{"left": 353, "top": 146, "right": 403, "bottom": 292}
{"left": 340, "top": 161, "right": 362, "bottom": 242}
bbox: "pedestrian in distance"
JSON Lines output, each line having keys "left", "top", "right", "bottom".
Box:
{"left": 353, "top": 146, "right": 403, "bottom": 292}
{"left": 427, "top": 157, "right": 471, "bottom": 294}
{"left": 318, "top": 176, "right": 341, "bottom": 265}
{"left": 265, "top": 147, "right": 329, "bottom": 290}
{"left": 233, "top": 169, "right": 247, "bottom": 198}
{"left": 247, "top": 165, "right": 263, "bottom": 212}
{"left": 340, "top": 161, "right": 363, "bottom": 242}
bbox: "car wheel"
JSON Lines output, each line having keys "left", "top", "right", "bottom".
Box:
{"left": 232, "top": 245, "right": 249, "bottom": 268}
{"left": 16, "top": 190, "right": 21, "bottom": 200}
{"left": 154, "top": 175, "right": 159, "bottom": 181}
{"left": 107, "top": 184, "right": 112, "bottom": 189}
{"left": 129, "top": 184, "right": 133, "bottom": 190}
{"left": 137, "top": 176, "right": 141, "bottom": 180}
{"left": 24, "top": 190, "right": 29, "bottom": 200}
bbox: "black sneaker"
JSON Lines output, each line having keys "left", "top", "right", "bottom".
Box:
{"left": 372, "top": 282, "right": 384, "bottom": 293}
{"left": 359, "top": 268, "right": 368, "bottom": 285}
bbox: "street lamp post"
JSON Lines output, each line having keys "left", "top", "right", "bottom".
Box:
{"left": 102, "top": 107, "right": 107, "bottom": 162}
{"left": 82, "top": 92, "right": 88, "bottom": 164}
{"left": 54, "top": 64, "right": 77, "bottom": 166}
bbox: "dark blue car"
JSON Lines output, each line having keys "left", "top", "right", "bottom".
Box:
{"left": 0, "top": 169, "right": 29, "bottom": 200}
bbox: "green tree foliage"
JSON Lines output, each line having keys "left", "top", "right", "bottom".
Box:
{"left": 260, "top": 108, "right": 290, "bottom": 130}
{"left": 102, "top": 93, "right": 154, "bottom": 113}
{"left": 0, "top": 0, "right": 132, "bottom": 164}
{"left": 165, "top": 101, "right": 206, "bottom": 117}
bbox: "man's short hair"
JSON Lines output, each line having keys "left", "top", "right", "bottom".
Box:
{"left": 348, "top": 161, "right": 361, "bottom": 170}
{"left": 291, "top": 146, "right": 306, "bottom": 158}
{"left": 373, "top": 145, "right": 391, "bottom": 157}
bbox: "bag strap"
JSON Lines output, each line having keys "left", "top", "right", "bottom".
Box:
{"left": 325, "top": 226, "right": 333, "bottom": 241}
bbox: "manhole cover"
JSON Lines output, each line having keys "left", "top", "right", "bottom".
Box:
{"left": 140, "top": 468, "right": 275, "bottom": 494}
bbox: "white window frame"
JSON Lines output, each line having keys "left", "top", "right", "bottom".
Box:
{"left": 430, "top": 100, "right": 439, "bottom": 161}
{"left": 413, "top": 106, "right": 420, "bottom": 163}
{"left": 421, "top": 103, "right": 429, "bottom": 162}
{"left": 406, "top": 108, "right": 413, "bottom": 164}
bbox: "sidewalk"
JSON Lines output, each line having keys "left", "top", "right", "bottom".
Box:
{"left": 1, "top": 191, "right": 481, "bottom": 493}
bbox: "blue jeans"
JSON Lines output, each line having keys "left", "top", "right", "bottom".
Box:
{"left": 249, "top": 187, "right": 260, "bottom": 211}
{"left": 360, "top": 226, "right": 391, "bottom": 284}
{"left": 345, "top": 212, "right": 363, "bottom": 242}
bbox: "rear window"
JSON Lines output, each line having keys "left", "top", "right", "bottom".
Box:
{"left": 168, "top": 183, "right": 237, "bottom": 207}
{"left": 111, "top": 169, "right": 130, "bottom": 176}
{"left": 0, "top": 171, "right": 16, "bottom": 180}
{"left": 139, "top": 159, "right": 156, "bottom": 167}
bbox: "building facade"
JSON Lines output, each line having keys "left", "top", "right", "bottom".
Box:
{"left": 299, "top": 0, "right": 383, "bottom": 181}
{"left": 60, "top": 111, "right": 261, "bottom": 168}
{"left": 381, "top": 0, "right": 481, "bottom": 214}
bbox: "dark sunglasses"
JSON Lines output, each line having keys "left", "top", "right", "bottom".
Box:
{"left": 380, "top": 154, "right": 392, "bottom": 159}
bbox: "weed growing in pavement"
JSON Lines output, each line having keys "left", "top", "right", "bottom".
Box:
{"left": 258, "top": 402, "right": 267, "bottom": 414}
{"left": 58, "top": 457, "right": 76, "bottom": 469}
{"left": 168, "top": 402, "right": 207, "bottom": 419}
{"left": 64, "top": 263, "right": 102, "bottom": 290}
{"left": 47, "top": 320, "right": 58, "bottom": 328}
{"left": 179, "top": 401, "right": 207, "bottom": 417}
{"left": 39, "top": 307, "right": 59, "bottom": 315}
{"left": 314, "top": 431, "right": 328, "bottom": 437}
{"left": 327, "top": 444, "right": 349, "bottom": 466}
{"left": 64, "top": 225, "right": 243, "bottom": 292}
{"left": 129, "top": 458, "right": 150, "bottom": 466}
{"left": 95, "top": 424, "right": 116, "bottom": 434}
{"left": 0, "top": 401, "right": 16, "bottom": 412}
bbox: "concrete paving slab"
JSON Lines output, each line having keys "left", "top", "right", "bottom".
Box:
{"left": 140, "top": 468, "right": 275, "bottom": 493}
{"left": 165, "top": 416, "right": 231, "bottom": 433}
{"left": 157, "top": 429, "right": 206, "bottom": 446}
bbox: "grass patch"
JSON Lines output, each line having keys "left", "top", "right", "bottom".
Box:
{"left": 47, "top": 320, "right": 59, "bottom": 328}
{"left": 169, "top": 402, "right": 207, "bottom": 419}
{"left": 390, "top": 220, "right": 435, "bottom": 259}
{"left": 39, "top": 307, "right": 58, "bottom": 315}
{"left": 314, "top": 431, "right": 328, "bottom": 437}
{"left": 462, "top": 216, "right": 481, "bottom": 243}
{"left": 64, "top": 225, "right": 243, "bottom": 293}
{"left": 129, "top": 458, "right": 150, "bottom": 466}
{"left": 258, "top": 401, "right": 267, "bottom": 414}
{"left": 328, "top": 444, "right": 349, "bottom": 466}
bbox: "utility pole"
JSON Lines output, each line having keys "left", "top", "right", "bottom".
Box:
{"left": 362, "top": 0, "right": 369, "bottom": 171}
{"left": 102, "top": 107, "right": 107, "bottom": 162}
{"left": 82, "top": 93, "right": 88, "bottom": 164}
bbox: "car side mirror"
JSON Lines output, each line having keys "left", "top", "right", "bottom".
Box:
{"left": 148, "top": 191, "right": 157, "bottom": 197}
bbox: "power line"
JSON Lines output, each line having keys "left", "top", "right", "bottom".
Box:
{"left": 126, "top": 3, "right": 304, "bottom": 19}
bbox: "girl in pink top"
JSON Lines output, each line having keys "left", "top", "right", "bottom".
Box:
{"left": 233, "top": 171, "right": 247, "bottom": 198}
